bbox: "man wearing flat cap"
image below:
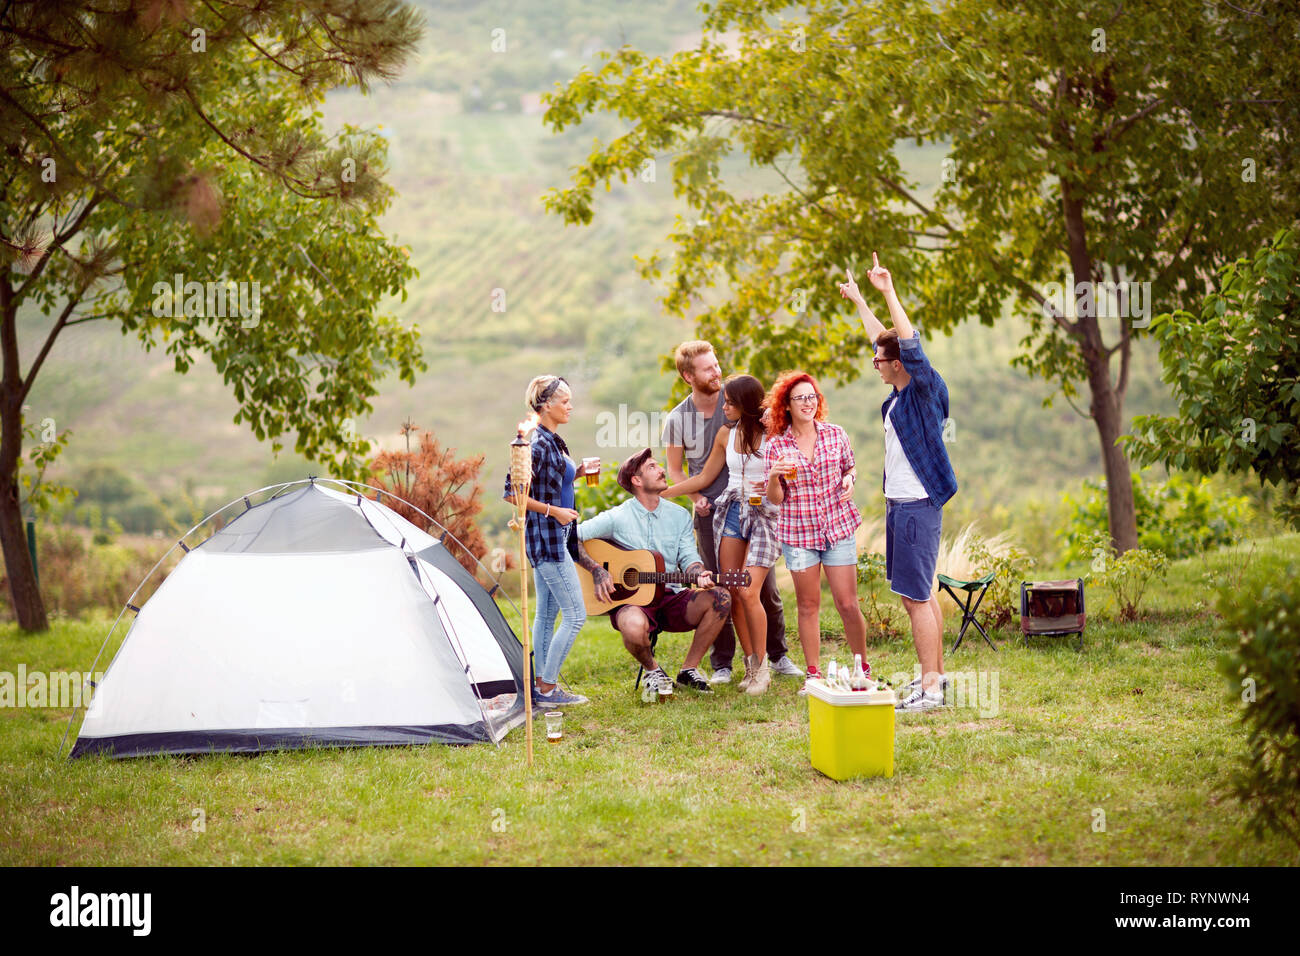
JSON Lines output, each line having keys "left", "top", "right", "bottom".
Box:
{"left": 576, "top": 448, "right": 732, "bottom": 700}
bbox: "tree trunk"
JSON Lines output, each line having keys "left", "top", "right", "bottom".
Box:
{"left": 0, "top": 285, "right": 49, "bottom": 631}
{"left": 1062, "top": 188, "right": 1140, "bottom": 555}
{"left": 0, "top": 472, "right": 47, "bottom": 631}
{"left": 1085, "top": 336, "right": 1141, "bottom": 554}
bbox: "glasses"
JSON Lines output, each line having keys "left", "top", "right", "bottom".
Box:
{"left": 871, "top": 356, "right": 896, "bottom": 368}
{"left": 790, "top": 393, "right": 819, "bottom": 405}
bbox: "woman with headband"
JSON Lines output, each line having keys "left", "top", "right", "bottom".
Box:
{"left": 502, "top": 375, "right": 600, "bottom": 708}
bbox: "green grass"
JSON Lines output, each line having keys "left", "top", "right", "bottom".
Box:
{"left": 2, "top": 537, "right": 1296, "bottom": 866}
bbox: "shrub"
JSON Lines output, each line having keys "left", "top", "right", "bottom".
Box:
{"left": 963, "top": 535, "right": 1037, "bottom": 632}
{"left": 370, "top": 423, "right": 491, "bottom": 576}
{"left": 0, "top": 523, "right": 163, "bottom": 621}
{"left": 1059, "top": 472, "right": 1252, "bottom": 563}
{"left": 1082, "top": 530, "right": 1169, "bottom": 621}
{"left": 856, "top": 551, "right": 904, "bottom": 641}
{"left": 1217, "top": 558, "right": 1300, "bottom": 847}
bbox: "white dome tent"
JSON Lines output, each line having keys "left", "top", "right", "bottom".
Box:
{"left": 62, "top": 478, "right": 527, "bottom": 758}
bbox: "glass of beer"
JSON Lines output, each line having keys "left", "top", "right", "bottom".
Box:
{"left": 748, "top": 479, "right": 763, "bottom": 507}
{"left": 545, "top": 710, "right": 563, "bottom": 743}
{"left": 582, "top": 457, "right": 600, "bottom": 486}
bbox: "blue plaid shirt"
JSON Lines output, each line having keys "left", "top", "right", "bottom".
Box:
{"left": 879, "top": 332, "right": 958, "bottom": 506}
{"left": 502, "top": 425, "right": 581, "bottom": 567}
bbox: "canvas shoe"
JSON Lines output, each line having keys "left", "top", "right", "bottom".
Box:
{"left": 896, "top": 687, "right": 945, "bottom": 712}
{"left": 535, "top": 686, "right": 588, "bottom": 708}
{"left": 904, "top": 674, "right": 950, "bottom": 700}
{"left": 770, "top": 656, "right": 804, "bottom": 677}
{"left": 709, "top": 666, "right": 733, "bottom": 685}
{"left": 675, "top": 667, "right": 714, "bottom": 693}
{"left": 641, "top": 668, "right": 674, "bottom": 702}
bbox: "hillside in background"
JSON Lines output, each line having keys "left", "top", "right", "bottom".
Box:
{"left": 20, "top": 0, "right": 1181, "bottom": 556}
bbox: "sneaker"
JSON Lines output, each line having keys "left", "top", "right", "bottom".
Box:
{"left": 896, "top": 687, "right": 945, "bottom": 712}
{"left": 797, "top": 665, "right": 823, "bottom": 697}
{"left": 675, "top": 667, "right": 714, "bottom": 693}
{"left": 904, "top": 674, "right": 950, "bottom": 699}
{"left": 709, "top": 666, "right": 733, "bottom": 685}
{"left": 535, "top": 686, "right": 588, "bottom": 708}
{"left": 770, "top": 656, "right": 805, "bottom": 677}
{"left": 641, "top": 668, "right": 674, "bottom": 702}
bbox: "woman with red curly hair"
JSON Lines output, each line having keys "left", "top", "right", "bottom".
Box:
{"left": 763, "top": 371, "right": 869, "bottom": 691}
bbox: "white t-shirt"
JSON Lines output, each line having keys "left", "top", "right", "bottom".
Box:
{"left": 884, "top": 397, "right": 927, "bottom": 500}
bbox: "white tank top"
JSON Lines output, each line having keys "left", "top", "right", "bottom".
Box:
{"left": 724, "top": 426, "right": 767, "bottom": 498}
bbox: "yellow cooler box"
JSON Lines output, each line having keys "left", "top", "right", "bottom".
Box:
{"left": 806, "top": 679, "right": 896, "bottom": 780}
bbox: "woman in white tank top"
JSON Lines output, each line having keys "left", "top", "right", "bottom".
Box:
{"left": 665, "top": 375, "right": 780, "bottom": 694}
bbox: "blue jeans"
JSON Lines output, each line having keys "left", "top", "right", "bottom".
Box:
{"left": 532, "top": 559, "right": 587, "bottom": 685}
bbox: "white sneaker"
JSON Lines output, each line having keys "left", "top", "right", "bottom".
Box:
{"left": 641, "top": 668, "right": 675, "bottom": 703}
{"left": 709, "top": 666, "right": 733, "bottom": 685}
{"left": 896, "top": 687, "right": 945, "bottom": 712}
{"left": 770, "top": 656, "right": 804, "bottom": 677}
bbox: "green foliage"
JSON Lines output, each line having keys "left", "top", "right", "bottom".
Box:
{"left": 541, "top": 0, "right": 1299, "bottom": 396}
{"left": 1059, "top": 472, "right": 1252, "bottom": 563}
{"left": 18, "top": 414, "right": 74, "bottom": 519}
{"left": 963, "top": 536, "right": 1036, "bottom": 632}
{"left": 1217, "top": 558, "right": 1300, "bottom": 847}
{"left": 855, "top": 551, "right": 903, "bottom": 641}
{"left": 1083, "top": 531, "right": 1169, "bottom": 621}
{"left": 1125, "top": 226, "right": 1300, "bottom": 531}
{"left": 574, "top": 460, "right": 630, "bottom": 521}
{"left": 0, "top": 523, "right": 161, "bottom": 622}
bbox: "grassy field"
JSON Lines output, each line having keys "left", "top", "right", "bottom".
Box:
{"left": 1, "top": 536, "right": 1295, "bottom": 866}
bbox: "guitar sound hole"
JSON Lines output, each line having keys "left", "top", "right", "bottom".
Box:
{"left": 622, "top": 569, "right": 638, "bottom": 588}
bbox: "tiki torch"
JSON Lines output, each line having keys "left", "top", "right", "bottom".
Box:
{"left": 509, "top": 423, "right": 534, "bottom": 766}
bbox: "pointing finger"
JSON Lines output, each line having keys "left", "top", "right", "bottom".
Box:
{"left": 872, "top": 251, "right": 880, "bottom": 270}
{"left": 845, "top": 267, "right": 854, "bottom": 282}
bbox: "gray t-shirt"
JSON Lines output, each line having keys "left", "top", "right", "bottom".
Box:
{"left": 662, "top": 394, "right": 730, "bottom": 501}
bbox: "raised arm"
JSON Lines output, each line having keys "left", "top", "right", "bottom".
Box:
{"left": 867, "top": 251, "right": 914, "bottom": 341}
{"left": 838, "top": 267, "right": 886, "bottom": 344}
{"left": 664, "top": 426, "right": 729, "bottom": 498}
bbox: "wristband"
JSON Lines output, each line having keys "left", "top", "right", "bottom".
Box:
{"left": 545, "top": 503, "right": 551, "bottom": 517}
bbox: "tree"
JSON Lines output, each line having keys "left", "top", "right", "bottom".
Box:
{"left": 1, "top": 0, "right": 427, "bottom": 629}
{"left": 540, "top": 0, "right": 1300, "bottom": 553}
{"left": 369, "top": 421, "right": 493, "bottom": 576}
{"left": 1123, "top": 226, "right": 1300, "bottom": 530}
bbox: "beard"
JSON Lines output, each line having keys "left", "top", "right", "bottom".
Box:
{"left": 695, "top": 375, "right": 721, "bottom": 395}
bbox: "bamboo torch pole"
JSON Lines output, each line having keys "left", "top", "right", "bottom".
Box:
{"left": 509, "top": 427, "right": 534, "bottom": 766}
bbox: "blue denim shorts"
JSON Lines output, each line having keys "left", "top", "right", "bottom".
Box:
{"left": 781, "top": 533, "right": 857, "bottom": 572}
{"left": 885, "top": 498, "right": 942, "bottom": 601}
{"left": 721, "top": 501, "right": 745, "bottom": 540}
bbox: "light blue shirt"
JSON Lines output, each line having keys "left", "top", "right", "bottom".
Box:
{"left": 577, "top": 497, "right": 703, "bottom": 576}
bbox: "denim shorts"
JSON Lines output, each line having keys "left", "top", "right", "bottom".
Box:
{"left": 781, "top": 533, "right": 857, "bottom": 572}
{"left": 885, "top": 497, "right": 942, "bottom": 601}
{"left": 721, "top": 501, "right": 745, "bottom": 540}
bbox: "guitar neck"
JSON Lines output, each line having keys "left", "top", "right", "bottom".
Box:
{"left": 634, "top": 572, "right": 700, "bottom": 586}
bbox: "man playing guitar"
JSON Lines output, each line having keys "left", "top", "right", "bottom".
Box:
{"left": 576, "top": 447, "right": 733, "bottom": 700}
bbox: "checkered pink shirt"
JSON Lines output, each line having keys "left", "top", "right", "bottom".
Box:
{"left": 764, "top": 422, "right": 862, "bottom": 549}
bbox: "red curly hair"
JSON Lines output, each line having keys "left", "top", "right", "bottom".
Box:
{"left": 765, "top": 370, "right": 827, "bottom": 437}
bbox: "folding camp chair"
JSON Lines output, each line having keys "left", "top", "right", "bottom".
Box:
{"left": 937, "top": 571, "right": 997, "bottom": 652}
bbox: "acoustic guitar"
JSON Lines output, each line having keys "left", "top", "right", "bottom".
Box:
{"left": 576, "top": 538, "right": 751, "bottom": 616}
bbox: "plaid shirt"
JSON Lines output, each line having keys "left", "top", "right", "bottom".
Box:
{"left": 879, "top": 332, "right": 958, "bottom": 506}
{"left": 501, "top": 425, "right": 580, "bottom": 567}
{"left": 764, "top": 422, "right": 862, "bottom": 549}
